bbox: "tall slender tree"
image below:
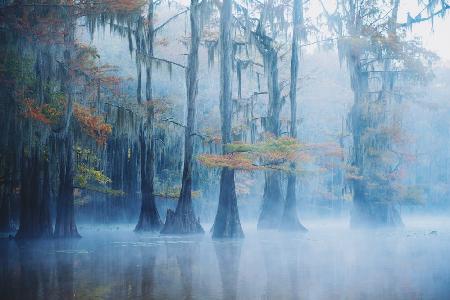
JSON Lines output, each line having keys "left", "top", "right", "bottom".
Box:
{"left": 135, "top": 0, "right": 163, "bottom": 232}
{"left": 212, "top": 0, "right": 244, "bottom": 238}
{"left": 279, "top": 0, "right": 307, "bottom": 231}
{"left": 253, "top": 21, "right": 284, "bottom": 230}
{"left": 161, "top": 0, "right": 204, "bottom": 234}
{"left": 54, "top": 9, "right": 80, "bottom": 238}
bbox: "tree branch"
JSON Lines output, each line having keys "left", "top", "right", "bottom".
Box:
{"left": 398, "top": 2, "right": 450, "bottom": 27}
{"left": 154, "top": 8, "right": 189, "bottom": 33}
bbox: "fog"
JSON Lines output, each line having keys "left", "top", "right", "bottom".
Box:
{"left": 2, "top": 217, "right": 450, "bottom": 299}
{"left": 2, "top": 0, "right": 450, "bottom": 299}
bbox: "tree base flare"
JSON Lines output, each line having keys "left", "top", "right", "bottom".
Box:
{"left": 279, "top": 213, "right": 308, "bottom": 232}
{"left": 161, "top": 208, "right": 204, "bottom": 235}
{"left": 134, "top": 214, "right": 162, "bottom": 233}
{"left": 15, "top": 228, "right": 53, "bottom": 239}
{"left": 53, "top": 226, "right": 81, "bottom": 239}
{"left": 257, "top": 171, "right": 283, "bottom": 230}
{"left": 212, "top": 215, "right": 244, "bottom": 239}
{"left": 135, "top": 193, "right": 162, "bottom": 232}
{"left": 257, "top": 206, "right": 283, "bottom": 230}
{"left": 212, "top": 168, "right": 244, "bottom": 239}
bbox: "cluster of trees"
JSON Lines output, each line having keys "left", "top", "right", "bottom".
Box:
{"left": 0, "top": 0, "right": 448, "bottom": 239}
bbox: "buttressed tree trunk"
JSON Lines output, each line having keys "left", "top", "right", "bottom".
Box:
{"left": 279, "top": 0, "right": 307, "bottom": 232}
{"left": 161, "top": 0, "right": 204, "bottom": 234}
{"left": 212, "top": 0, "right": 244, "bottom": 239}
{"left": 346, "top": 0, "right": 403, "bottom": 228}
{"left": 54, "top": 16, "right": 80, "bottom": 238}
{"left": 254, "top": 25, "right": 284, "bottom": 230}
{"left": 135, "top": 0, "right": 163, "bottom": 232}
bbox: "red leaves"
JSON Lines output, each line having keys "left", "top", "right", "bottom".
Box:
{"left": 73, "top": 104, "right": 112, "bottom": 145}
{"left": 22, "top": 98, "right": 62, "bottom": 126}
{"left": 24, "top": 106, "right": 52, "bottom": 125}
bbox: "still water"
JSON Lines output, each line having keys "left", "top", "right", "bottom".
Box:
{"left": 1, "top": 218, "right": 450, "bottom": 300}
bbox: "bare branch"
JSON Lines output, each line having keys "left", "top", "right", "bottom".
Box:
{"left": 154, "top": 8, "right": 189, "bottom": 33}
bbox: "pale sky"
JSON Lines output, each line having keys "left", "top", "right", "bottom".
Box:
{"left": 399, "top": 1, "right": 450, "bottom": 63}
{"left": 307, "top": 0, "right": 450, "bottom": 62}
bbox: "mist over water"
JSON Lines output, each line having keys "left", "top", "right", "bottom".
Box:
{"left": 2, "top": 216, "right": 450, "bottom": 300}
{"left": 2, "top": 0, "right": 450, "bottom": 299}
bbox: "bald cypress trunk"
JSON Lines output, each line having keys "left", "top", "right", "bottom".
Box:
{"left": 254, "top": 30, "right": 284, "bottom": 230}
{"left": 279, "top": 0, "right": 307, "bottom": 232}
{"left": 347, "top": 0, "right": 403, "bottom": 228}
{"left": 212, "top": 0, "right": 244, "bottom": 239}
{"left": 135, "top": 0, "right": 162, "bottom": 232}
{"left": 54, "top": 15, "right": 80, "bottom": 238}
{"left": 54, "top": 131, "right": 80, "bottom": 238}
{"left": 161, "top": 0, "right": 204, "bottom": 234}
{"left": 15, "top": 147, "right": 53, "bottom": 239}
{"left": 0, "top": 139, "right": 16, "bottom": 233}
{"left": 0, "top": 193, "right": 12, "bottom": 232}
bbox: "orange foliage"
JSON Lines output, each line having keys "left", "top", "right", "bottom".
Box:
{"left": 23, "top": 98, "right": 52, "bottom": 125}
{"left": 22, "top": 98, "right": 63, "bottom": 125}
{"left": 73, "top": 104, "right": 112, "bottom": 145}
{"left": 102, "top": 0, "right": 146, "bottom": 12}
{"left": 71, "top": 43, "right": 124, "bottom": 97}
{"left": 197, "top": 153, "right": 261, "bottom": 171}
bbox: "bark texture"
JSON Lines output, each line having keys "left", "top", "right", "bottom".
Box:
{"left": 254, "top": 25, "right": 284, "bottom": 230}
{"left": 344, "top": 0, "right": 403, "bottom": 228}
{"left": 161, "top": 0, "right": 204, "bottom": 234}
{"left": 54, "top": 19, "right": 80, "bottom": 238}
{"left": 279, "top": 0, "right": 307, "bottom": 232}
{"left": 15, "top": 148, "right": 53, "bottom": 239}
{"left": 54, "top": 132, "right": 80, "bottom": 238}
{"left": 135, "top": 0, "right": 162, "bottom": 232}
{"left": 212, "top": 0, "right": 244, "bottom": 239}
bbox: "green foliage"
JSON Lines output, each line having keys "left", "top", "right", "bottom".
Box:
{"left": 225, "top": 136, "right": 301, "bottom": 156}
{"left": 77, "top": 184, "right": 124, "bottom": 197}
{"left": 198, "top": 137, "right": 306, "bottom": 172}
{"left": 75, "top": 146, "right": 101, "bottom": 164}
{"left": 74, "top": 161, "right": 124, "bottom": 197}
{"left": 76, "top": 163, "right": 112, "bottom": 187}
{"left": 154, "top": 178, "right": 201, "bottom": 199}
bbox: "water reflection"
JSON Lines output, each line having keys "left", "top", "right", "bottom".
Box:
{"left": 174, "top": 243, "right": 195, "bottom": 300}
{"left": 214, "top": 241, "right": 242, "bottom": 300}
{"left": 55, "top": 244, "right": 75, "bottom": 300}
{"left": 1, "top": 221, "right": 450, "bottom": 299}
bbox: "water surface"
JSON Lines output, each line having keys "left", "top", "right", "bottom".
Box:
{"left": 1, "top": 217, "right": 449, "bottom": 299}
